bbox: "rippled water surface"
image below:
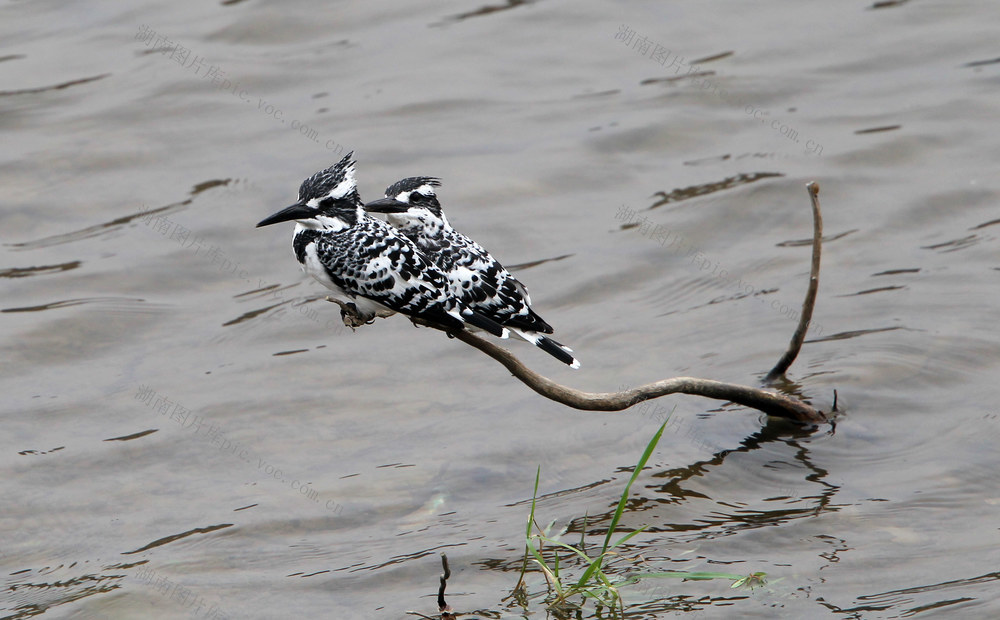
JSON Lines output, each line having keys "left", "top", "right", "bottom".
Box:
{"left": 4, "top": 1, "right": 1000, "bottom": 618}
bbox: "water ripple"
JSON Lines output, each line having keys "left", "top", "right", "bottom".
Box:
{"left": 122, "top": 523, "right": 234, "bottom": 555}
{"left": 0, "top": 73, "right": 110, "bottom": 97}
{"left": 2, "top": 296, "right": 148, "bottom": 314}
{"left": 6, "top": 179, "right": 231, "bottom": 251}
{"left": 648, "top": 173, "right": 784, "bottom": 209}
{"left": 0, "top": 261, "right": 81, "bottom": 279}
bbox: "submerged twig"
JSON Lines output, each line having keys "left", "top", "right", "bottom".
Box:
{"left": 407, "top": 553, "right": 456, "bottom": 620}
{"left": 438, "top": 553, "right": 454, "bottom": 620}
{"left": 765, "top": 182, "right": 823, "bottom": 382}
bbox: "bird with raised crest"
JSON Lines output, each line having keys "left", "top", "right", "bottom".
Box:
{"left": 256, "top": 155, "right": 509, "bottom": 340}
{"left": 365, "top": 177, "right": 579, "bottom": 368}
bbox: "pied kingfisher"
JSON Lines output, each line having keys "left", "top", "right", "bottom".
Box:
{"left": 365, "top": 177, "right": 579, "bottom": 369}
{"left": 256, "top": 155, "right": 509, "bottom": 339}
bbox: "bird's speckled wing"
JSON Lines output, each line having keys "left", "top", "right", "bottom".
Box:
{"left": 422, "top": 228, "right": 554, "bottom": 334}
{"left": 295, "top": 218, "right": 459, "bottom": 325}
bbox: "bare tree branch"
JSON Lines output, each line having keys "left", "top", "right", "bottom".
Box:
{"left": 416, "top": 322, "right": 825, "bottom": 423}
{"left": 329, "top": 181, "right": 829, "bottom": 425}
{"left": 766, "top": 182, "right": 823, "bottom": 382}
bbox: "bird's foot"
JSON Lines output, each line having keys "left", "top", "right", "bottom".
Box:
{"left": 326, "top": 297, "right": 371, "bottom": 329}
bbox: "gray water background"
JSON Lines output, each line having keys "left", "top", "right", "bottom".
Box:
{"left": 3, "top": 1, "right": 1000, "bottom": 618}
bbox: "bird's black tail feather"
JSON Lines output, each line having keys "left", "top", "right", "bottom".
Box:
{"left": 536, "top": 335, "right": 580, "bottom": 369}
{"left": 461, "top": 309, "right": 510, "bottom": 339}
{"left": 508, "top": 327, "right": 580, "bottom": 368}
{"left": 502, "top": 307, "right": 554, "bottom": 334}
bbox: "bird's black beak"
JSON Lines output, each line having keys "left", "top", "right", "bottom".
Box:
{"left": 256, "top": 202, "right": 314, "bottom": 227}
{"left": 363, "top": 197, "right": 411, "bottom": 214}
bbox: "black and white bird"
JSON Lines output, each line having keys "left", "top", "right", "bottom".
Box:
{"left": 365, "top": 177, "right": 579, "bottom": 369}
{"left": 256, "top": 155, "right": 509, "bottom": 339}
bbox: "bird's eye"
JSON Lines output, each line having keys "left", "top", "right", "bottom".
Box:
{"left": 407, "top": 192, "right": 423, "bottom": 204}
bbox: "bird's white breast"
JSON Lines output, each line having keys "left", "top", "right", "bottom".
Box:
{"left": 301, "top": 239, "right": 348, "bottom": 300}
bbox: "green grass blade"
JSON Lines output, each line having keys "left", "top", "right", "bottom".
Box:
{"left": 512, "top": 466, "right": 543, "bottom": 595}
{"left": 536, "top": 537, "right": 599, "bottom": 564}
{"left": 575, "top": 554, "right": 607, "bottom": 589}
{"left": 608, "top": 524, "right": 649, "bottom": 550}
{"left": 601, "top": 419, "right": 669, "bottom": 555}
{"left": 576, "top": 418, "right": 671, "bottom": 590}
{"left": 553, "top": 539, "right": 560, "bottom": 578}
{"left": 531, "top": 556, "right": 564, "bottom": 596}
{"left": 632, "top": 570, "right": 747, "bottom": 581}
{"left": 527, "top": 466, "right": 540, "bottom": 539}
